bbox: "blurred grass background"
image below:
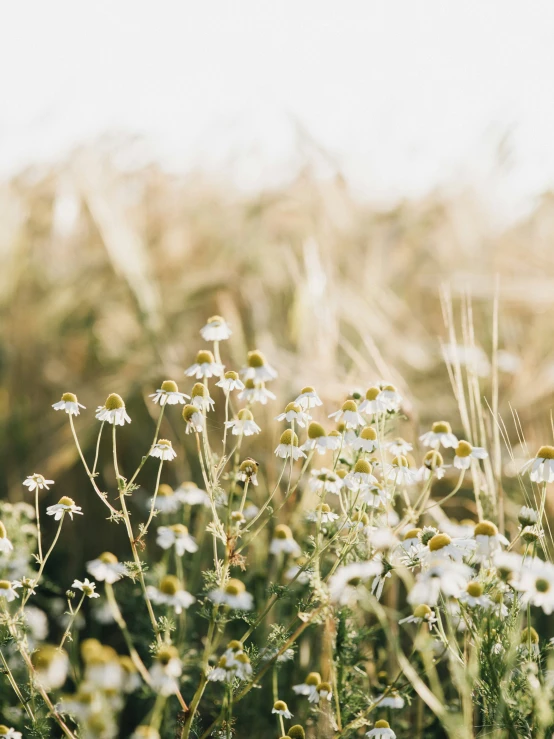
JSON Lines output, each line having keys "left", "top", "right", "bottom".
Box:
{"left": 1, "top": 139, "right": 554, "bottom": 577}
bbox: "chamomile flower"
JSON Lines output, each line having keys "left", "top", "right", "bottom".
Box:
{"left": 185, "top": 350, "right": 224, "bottom": 379}
{"left": 359, "top": 387, "right": 388, "bottom": 415}
{"left": 386, "top": 438, "right": 413, "bottom": 456}
{"left": 190, "top": 382, "right": 215, "bottom": 411}
{"left": 147, "top": 576, "right": 195, "bottom": 615}
{"left": 216, "top": 370, "right": 245, "bottom": 392}
{"left": 175, "top": 481, "right": 211, "bottom": 506}
{"left": 272, "top": 700, "right": 293, "bottom": 719}
{"left": 275, "top": 430, "right": 306, "bottom": 460}
{"left": 521, "top": 445, "right": 554, "bottom": 483}
{"left": 306, "top": 503, "right": 339, "bottom": 524}
{"left": 384, "top": 456, "right": 418, "bottom": 485}
{"left": 270, "top": 525, "right": 301, "bottom": 556}
{"left": 294, "top": 386, "right": 322, "bottom": 409}
{"left": 23, "top": 474, "right": 54, "bottom": 493}
{"left": 309, "top": 468, "right": 343, "bottom": 495}
{"left": 328, "top": 400, "right": 365, "bottom": 429}
{"left": 301, "top": 422, "right": 333, "bottom": 454}
{"left": 95, "top": 393, "right": 131, "bottom": 425}
{"left": 31, "top": 645, "right": 69, "bottom": 690}
{"left": 366, "top": 720, "right": 396, "bottom": 739}
{"left": 408, "top": 559, "right": 472, "bottom": 606}
{"left": 293, "top": 672, "right": 321, "bottom": 700}
{"left": 72, "top": 578, "right": 100, "bottom": 599}
{"left": 378, "top": 384, "right": 402, "bottom": 412}
{"left": 0, "top": 523, "right": 13, "bottom": 555}
{"left": 417, "top": 450, "right": 446, "bottom": 480}
{"left": 420, "top": 532, "right": 476, "bottom": 563}
{"left": 375, "top": 691, "right": 404, "bottom": 709}
{"left": 225, "top": 409, "right": 261, "bottom": 436}
{"left": 329, "top": 560, "right": 383, "bottom": 605}
{"left": 238, "top": 379, "right": 276, "bottom": 405}
{"left": 519, "top": 506, "right": 539, "bottom": 527}
{"left": 398, "top": 603, "right": 437, "bottom": 626}
{"left": 52, "top": 392, "right": 86, "bottom": 416}
{"left": 473, "top": 521, "right": 508, "bottom": 562}
{"left": 149, "top": 380, "right": 189, "bottom": 406}
{"left": 352, "top": 426, "right": 379, "bottom": 453}
{"left": 453, "top": 440, "right": 488, "bottom": 469}
{"left": 237, "top": 458, "right": 259, "bottom": 485}
{"left": 399, "top": 528, "right": 423, "bottom": 554}
{"left": 86, "top": 552, "right": 127, "bottom": 584}
{"left": 0, "top": 580, "right": 20, "bottom": 602}
{"left": 241, "top": 350, "right": 277, "bottom": 382}
{"left": 46, "top": 496, "right": 83, "bottom": 521}
{"left": 208, "top": 655, "right": 235, "bottom": 683}
{"left": 275, "top": 402, "right": 310, "bottom": 428}
{"left": 149, "top": 646, "right": 182, "bottom": 696}
{"left": 514, "top": 559, "right": 554, "bottom": 614}
{"left": 208, "top": 579, "right": 254, "bottom": 610}
{"left": 200, "top": 315, "right": 232, "bottom": 342}
{"left": 419, "top": 421, "right": 458, "bottom": 450}
{"left": 156, "top": 525, "right": 198, "bottom": 556}
{"left": 347, "top": 510, "right": 370, "bottom": 532}
{"left": 312, "top": 682, "right": 332, "bottom": 703}
{"left": 344, "top": 460, "right": 378, "bottom": 492}
{"left": 150, "top": 439, "right": 177, "bottom": 461}
{"left": 182, "top": 404, "right": 205, "bottom": 433}
{"left": 458, "top": 581, "right": 493, "bottom": 608}
{"left": 150, "top": 484, "right": 181, "bottom": 513}
{"left": 0, "top": 726, "right": 22, "bottom": 739}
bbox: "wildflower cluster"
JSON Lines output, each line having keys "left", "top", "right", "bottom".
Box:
{"left": 1, "top": 315, "right": 554, "bottom": 738}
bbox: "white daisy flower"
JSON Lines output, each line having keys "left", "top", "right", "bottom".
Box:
{"left": 420, "top": 532, "right": 476, "bottom": 563}
{"left": 23, "top": 474, "right": 54, "bottom": 493}
{"left": 216, "top": 370, "right": 245, "bottom": 393}
{"left": 237, "top": 379, "right": 276, "bottom": 405}
{"left": 237, "top": 458, "right": 259, "bottom": 486}
{"left": 329, "top": 560, "right": 383, "bottom": 605}
{"left": 182, "top": 404, "right": 205, "bottom": 434}
{"left": 519, "top": 506, "right": 539, "bottom": 527}
{"left": 150, "top": 439, "right": 177, "bottom": 461}
{"left": 225, "top": 408, "right": 261, "bottom": 436}
{"left": 185, "top": 349, "right": 224, "bottom": 379}
{"left": 309, "top": 468, "right": 344, "bottom": 495}
{"left": 149, "top": 380, "right": 189, "bottom": 406}
{"left": 375, "top": 691, "right": 404, "bottom": 709}
{"left": 398, "top": 603, "right": 437, "bottom": 626}
{"left": 240, "top": 350, "right": 277, "bottom": 383}
{"left": 200, "top": 315, "right": 232, "bottom": 342}
{"left": 31, "top": 645, "right": 69, "bottom": 690}
{"left": 453, "top": 440, "right": 488, "bottom": 469}
{"left": 344, "top": 459, "right": 378, "bottom": 492}
{"left": 87, "top": 552, "right": 127, "bottom": 584}
{"left": 149, "top": 646, "right": 182, "bottom": 696}
{"left": 306, "top": 503, "right": 339, "bottom": 524}
{"left": 398, "top": 528, "right": 423, "bottom": 554}
{"left": 352, "top": 426, "right": 379, "bottom": 453}
{"left": 408, "top": 559, "right": 472, "bottom": 606}
{"left": 72, "top": 578, "right": 100, "bottom": 599}
{"left": 175, "top": 481, "right": 210, "bottom": 506}
{"left": 0, "top": 727, "right": 22, "bottom": 739}
{"left": 208, "top": 656, "right": 234, "bottom": 683}
{"left": 301, "top": 422, "right": 334, "bottom": 454}
{"left": 346, "top": 510, "right": 371, "bottom": 531}
{"left": 328, "top": 400, "right": 365, "bottom": 429}
{"left": 514, "top": 558, "right": 554, "bottom": 614}
{"left": 473, "top": 521, "right": 508, "bottom": 562}
{"left": 458, "top": 581, "right": 493, "bottom": 608}
{"left": 147, "top": 576, "right": 195, "bottom": 615}
{"left": 269, "top": 525, "right": 301, "bottom": 556}
{"left": 274, "top": 430, "right": 306, "bottom": 460}
{"left": 293, "top": 671, "right": 321, "bottom": 701}
{"left": 294, "top": 386, "right": 322, "bottom": 409}
{"left": 378, "top": 384, "right": 402, "bottom": 412}
{"left": 46, "top": 496, "right": 83, "bottom": 521}
{"left": 361, "top": 483, "right": 388, "bottom": 509}
{"left": 386, "top": 438, "right": 413, "bottom": 456}
{"left": 384, "top": 456, "right": 418, "bottom": 485}
{"left": 156, "top": 524, "right": 198, "bottom": 556}
{"left": 208, "top": 579, "right": 254, "bottom": 610}
{"left": 52, "top": 392, "right": 86, "bottom": 416}
{"left": 150, "top": 484, "right": 182, "bottom": 513}
{"left": 190, "top": 382, "right": 215, "bottom": 411}
{"left": 366, "top": 720, "right": 396, "bottom": 738}
{"left": 521, "top": 445, "right": 554, "bottom": 483}
{"left": 271, "top": 700, "right": 293, "bottom": 719}
{"left": 419, "top": 421, "right": 458, "bottom": 450}
{"left": 417, "top": 450, "right": 447, "bottom": 481}
{"left": 0, "top": 523, "right": 13, "bottom": 555}
{"left": 95, "top": 393, "right": 131, "bottom": 425}
{"left": 311, "top": 681, "right": 332, "bottom": 703}
{"left": 275, "top": 402, "right": 310, "bottom": 428}
{"left": 358, "top": 386, "right": 389, "bottom": 415}
{"left": 0, "top": 580, "right": 20, "bottom": 602}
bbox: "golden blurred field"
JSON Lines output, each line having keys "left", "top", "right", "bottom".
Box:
{"left": 2, "top": 142, "right": 554, "bottom": 571}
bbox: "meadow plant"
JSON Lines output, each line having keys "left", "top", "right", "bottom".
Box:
{"left": 2, "top": 314, "right": 554, "bottom": 738}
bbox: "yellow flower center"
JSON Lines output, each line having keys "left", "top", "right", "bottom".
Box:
{"left": 182, "top": 405, "right": 198, "bottom": 421}
{"left": 274, "top": 524, "right": 292, "bottom": 540}
{"left": 466, "top": 581, "right": 483, "bottom": 597}
{"left": 456, "top": 440, "right": 472, "bottom": 457}
{"left": 58, "top": 496, "right": 75, "bottom": 507}
{"left": 365, "top": 387, "right": 380, "bottom": 400}
{"left": 306, "top": 672, "right": 321, "bottom": 686}
{"left": 104, "top": 393, "right": 124, "bottom": 410}
{"left": 157, "top": 484, "right": 174, "bottom": 497}
{"left": 280, "top": 429, "right": 299, "bottom": 446}
{"left": 432, "top": 421, "right": 451, "bottom": 434}
{"left": 273, "top": 700, "right": 288, "bottom": 712}
{"left": 237, "top": 409, "right": 254, "bottom": 421}
{"left": 538, "top": 445, "right": 554, "bottom": 460}
{"left": 375, "top": 720, "right": 390, "bottom": 729}
{"left": 521, "top": 626, "right": 539, "bottom": 644}
{"left": 61, "top": 392, "right": 78, "bottom": 403}
{"left": 308, "top": 422, "right": 326, "bottom": 438}
{"left": 225, "top": 579, "right": 245, "bottom": 596}
{"left": 428, "top": 533, "right": 452, "bottom": 551}
{"left": 474, "top": 521, "right": 498, "bottom": 537}
{"left": 160, "top": 575, "right": 180, "bottom": 595}
{"left": 196, "top": 350, "right": 215, "bottom": 364}
{"left": 424, "top": 450, "right": 443, "bottom": 469}
{"left": 161, "top": 380, "right": 178, "bottom": 393}
{"left": 341, "top": 400, "right": 357, "bottom": 412}
{"left": 360, "top": 426, "right": 377, "bottom": 440}
{"left": 225, "top": 371, "right": 239, "bottom": 380}
{"left": 354, "top": 459, "right": 372, "bottom": 475}
{"left": 413, "top": 604, "right": 432, "bottom": 618}
{"left": 192, "top": 383, "right": 207, "bottom": 397}
{"left": 535, "top": 578, "right": 550, "bottom": 593}
{"left": 99, "top": 552, "right": 118, "bottom": 564}
{"left": 404, "top": 528, "right": 422, "bottom": 540}
{"left": 301, "top": 386, "right": 315, "bottom": 394}
{"left": 247, "top": 350, "right": 266, "bottom": 367}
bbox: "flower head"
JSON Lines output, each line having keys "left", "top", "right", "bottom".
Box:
{"left": 150, "top": 380, "right": 189, "bottom": 406}
{"left": 419, "top": 421, "right": 458, "bottom": 450}
{"left": 0, "top": 580, "right": 20, "bottom": 602}
{"left": 46, "top": 496, "right": 83, "bottom": 521}
{"left": 328, "top": 400, "right": 365, "bottom": 429}
{"left": 52, "top": 392, "right": 86, "bottom": 416}
{"left": 200, "top": 315, "right": 232, "bottom": 342}
{"left": 150, "top": 439, "right": 177, "bottom": 461}
{"left": 329, "top": 561, "right": 383, "bottom": 605}
{"left": 294, "top": 386, "right": 322, "bottom": 409}
{"left": 147, "top": 575, "right": 195, "bottom": 615}
{"left": 453, "top": 440, "right": 488, "bottom": 469}
{"left": 238, "top": 379, "right": 276, "bottom": 405}
{"left": 216, "top": 370, "right": 245, "bottom": 393}
{"left": 31, "top": 645, "right": 69, "bottom": 690}
{"left": 0, "top": 522, "right": 13, "bottom": 555}
{"left": 275, "top": 402, "right": 310, "bottom": 428}
{"left": 208, "top": 579, "right": 254, "bottom": 610}
{"left": 359, "top": 386, "right": 388, "bottom": 415}
{"left": 366, "top": 720, "right": 396, "bottom": 739}
{"left": 23, "top": 474, "right": 54, "bottom": 493}
{"left": 270, "top": 524, "right": 301, "bottom": 556}
{"left": 156, "top": 524, "right": 198, "bottom": 556}
{"left": 87, "top": 552, "right": 127, "bottom": 584}
{"left": 95, "top": 393, "right": 131, "bottom": 425}
{"left": 182, "top": 404, "right": 205, "bottom": 433}
{"left": 272, "top": 700, "right": 293, "bottom": 719}
{"left": 275, "top": 430, "right": 306, "bottom": 460}
{"left": 237, "top": 458, "right": 259, "bottom": 485}
{"left": 522, "top": 446, "right": 554, "bottom": 483}
{"left": 241, "top": 350, "right": 277, "bottom": 382}
{"left": 191, "top": 382, "right": 215, "bottom": 411}
{"left": 72, "top": 578, "right": 100, "bottom": 599}
{"left": 185, "top": 350, "right": 224, "bottom": 379}
{"left": 225, "top": 408, "right": 261, "bottom": 436}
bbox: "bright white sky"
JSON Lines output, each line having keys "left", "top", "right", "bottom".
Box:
{"left": 1, "top": 1, "right": 554, "bottom": 218}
